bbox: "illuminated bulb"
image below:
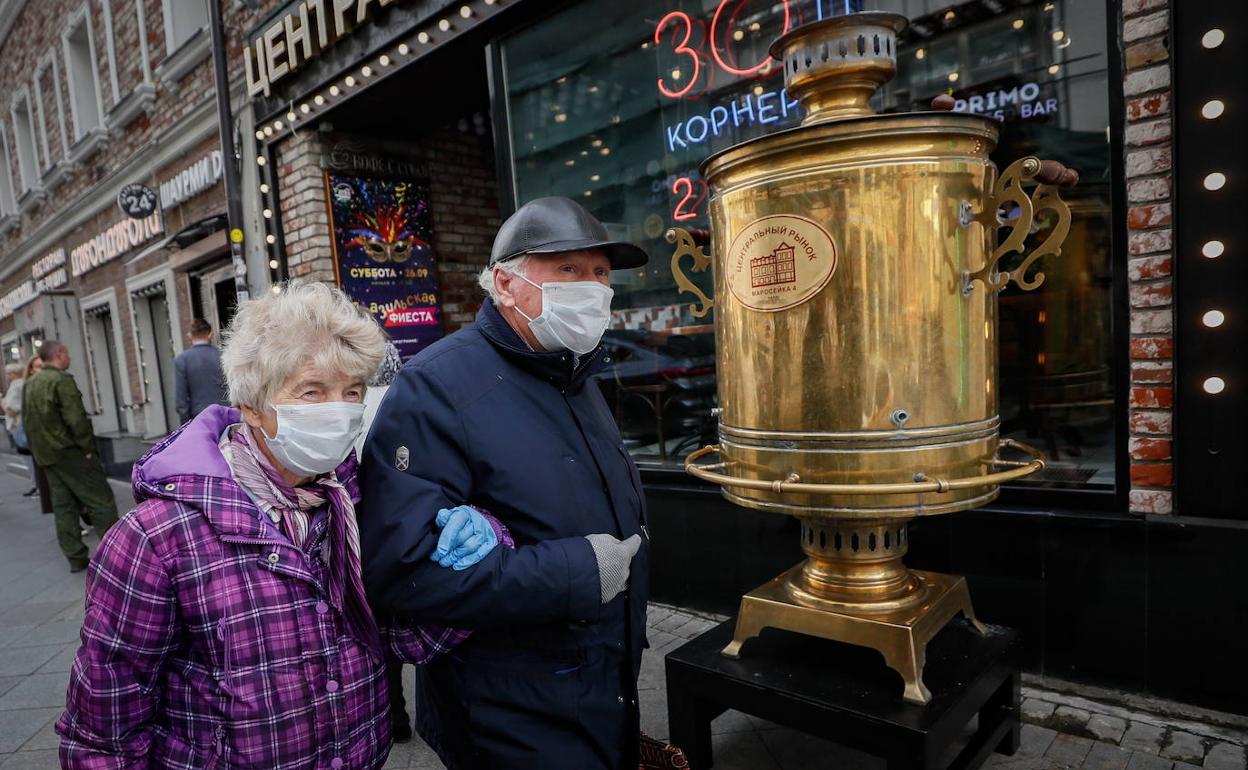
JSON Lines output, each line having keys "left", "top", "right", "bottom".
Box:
{"left": 600, "top": 147, "right": 611, "bottom": 155}
{"left": 1204, "top": 172, "right": 1227, "bottom": 191}
{"left": 948, "top": 72, "right": 959, "bottom": 82}
{"left": 591, "top": 138, "right": 603, "bottom": 147}
{"left": 1051, "top": 30, "right": 1064, "bottom": 41}
{"left": 314, "top": 95, "right": 325, "bottom": 106}
{"left": 612, "top": 115, "right": 621, "bottom": 123}
{"left": 749, "top": 22, "right": 760, "bottom": 31}
{"left": 1201, "top": 99, "right": 1225, "bottom": 119}
{"left": 640, "top": 42, "right": 648, "bottom": 49}
{"left": 588, "top": 84, "right": 599, "bottom": 93}
{"left": 398, "top": 43, "right": 410, "bottom": 55}
{"left": 944, "top": 10, "right": 955, "bottom": 21}
{"left": 266, "top": 235, "right": 276, "bottom": 245}
{"left": 1202, "top": 310, "right": 1225, "bottom": 328}
{"left": 580, "top": 150, "right": 588, "bottom": 156}
{"left": 1203, "top": 376, "right": 1226, "bottom": 394}
{"left": 1059, "top": 37, "right": 1071, "bottom": 48}
{"left": 300, "top": 103, "right": 310, "bottom": 114}
{"left": 361, "top": 66, "right": 372, "bottom": 77}
{"left": 1202, "top": 29, "right": 1225, "bottom": 49}
{"left": 256, "top": 156, "right": 266, "bottom": 166}
{"left": 583, "top": 190, "right": 592, "bottom": 197}
{"left": 286, "top": 111, "right": 296, "bottom": 121}
{"left": 915, "top": 48, "right": 926, "bottom": 60}
{"left": 733, "top": 30, "right": 744, "bottom": 41}
{"left": 554, "top": 113, "right": 568, "bottom": 123}
{"left": 345, "top": 76, "right": 356, "bottom": 87}
{"left": 671, "top": 68, "right": 681, "bottom": 80}
{"left": 1202, "top": 240, "right": 1225, "bottom": 258}
{"left": 565, "top": 159, "right": 576, "bottom": 166}
{"left": 273, "top": 120, "right": 283, "bottom": 130}
{"left": 1012, "top": 19, "right": 1024, "bottom": 29}
{"left": 557, "top": 76, "right": 567, "bottom": 84}
{"left": 269, "top": 259, "right": 279, "bottom": 269}
{"left": 753, "top": 84, "right": 764, "bottom": 96}
{"left": 485, "top": 0, "right": 497, "bottom": 5}
{"left": 379, "top": 55, "right": 390, "bottom": 66}
{"left": 418, "top": 31, "right": 430, "bottom": 44}
{"left": 261, "top": 126, "right": 271, "bottom": 137}
{"left": 263, "top": 208, "right": 272, "bottom": 219}
{"left": 255, "top": 129, "right": 265, "bottom": 140}
{"left": 460, "top": 5, "right": 472, "bottom": 18}
{"left": 259, "top": 183, "right": 270, "bottom": 194}
{"left": 1048, "top": 64, "right": 1060, "bottom": 74}
{"left": 329, "top": 85, "right": 340, "bottom": 96}
{"left": 438, "top": 18, "right": 451, "bottom": 32}
{"left": 1044, "top": 2, "right": 1053, "bottom": 9}
{"left": 590, "top": 174, "right": 600, "bottom": 181}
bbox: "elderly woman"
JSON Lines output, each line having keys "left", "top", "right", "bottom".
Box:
{"left": 57, "top": 282, "right": 505, "bottom": 769}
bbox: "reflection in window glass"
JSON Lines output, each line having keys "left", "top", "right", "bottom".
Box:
{"left": 501, "top": 0, "right": 1116, "bottom": 490}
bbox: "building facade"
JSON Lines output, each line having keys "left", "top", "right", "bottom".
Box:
{"left": 0, "top": 0, "right": 273, "bottom": 468}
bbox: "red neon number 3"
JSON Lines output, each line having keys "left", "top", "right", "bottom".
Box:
{"left": 710, "top": 0, "right": 791, "bottom": 77}
{"left": 655, "top": 11, "right": 700, "bottom": 99}
{"left": 672, "top": 177, "right": 707, "bottom": 221}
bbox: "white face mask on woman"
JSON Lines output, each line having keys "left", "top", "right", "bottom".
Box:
{"left": 513, "top": 273, "right": 614, "bottom": 355}
{"left": 263, "top": 401, "right": 366, "bottom": 476}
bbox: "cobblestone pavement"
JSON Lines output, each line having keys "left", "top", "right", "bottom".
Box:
{"left": 1, "top": 456, "right": 1245, "bottom": 769}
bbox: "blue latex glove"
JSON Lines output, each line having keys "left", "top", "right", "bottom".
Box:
{"left": 431, "top": 505, "right": 499, "bottom": 570}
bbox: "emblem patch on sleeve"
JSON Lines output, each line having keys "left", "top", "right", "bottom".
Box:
{"left": 395, "top": 446, "right": 410, "bottom": 471}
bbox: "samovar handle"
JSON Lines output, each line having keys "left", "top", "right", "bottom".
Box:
{"left": 666, "top": 227, "right": 715, "bottom": 318}
{"left": 964, "top": 156, "right": 1076, "bottom": 295}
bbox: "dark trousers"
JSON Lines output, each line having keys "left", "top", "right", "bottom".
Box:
{"left": 42, "top": 449, "right": 119, "bottom": 568}
{"left": 387, "top": 660, "right": 409, "bottom": 721}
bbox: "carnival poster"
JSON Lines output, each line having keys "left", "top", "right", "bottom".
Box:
{"left": 327, "top": 174, "right": 443, "bottom": 359}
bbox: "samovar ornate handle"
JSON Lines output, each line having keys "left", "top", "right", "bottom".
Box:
{"left": 666, "top": 227, "right": 715, "bottom": 318}
{"left": 964, "top": 156, "right": 1077, "bottom": 295}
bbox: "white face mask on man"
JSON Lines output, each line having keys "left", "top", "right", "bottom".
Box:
{"left": 513, "top": 273, "right": 614, "bottom": 355}
{"left": 263, "top": 401, "right": 366, "bottom": 476}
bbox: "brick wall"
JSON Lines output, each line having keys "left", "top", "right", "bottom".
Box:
{"left": 1122, "top": 0, "right": 1175, "bottom": 514}
{"left": 275, "top": 121, "right": 500, "bottom": 334}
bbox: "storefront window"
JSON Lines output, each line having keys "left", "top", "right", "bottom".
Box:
{"left": 500, "top": 0, "right": 1116, "bottom": 490}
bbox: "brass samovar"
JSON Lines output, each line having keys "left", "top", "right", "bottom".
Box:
{"left": 670, "top": 12, "right": 1075, "bottom": 704}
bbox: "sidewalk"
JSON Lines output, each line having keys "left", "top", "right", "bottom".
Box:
{"left": 1, "top": 457, "right": 1245, "bottom": 769}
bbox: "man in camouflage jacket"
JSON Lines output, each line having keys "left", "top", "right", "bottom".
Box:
{"left": 22, "top": 340, "right": 118, "bottom": 571}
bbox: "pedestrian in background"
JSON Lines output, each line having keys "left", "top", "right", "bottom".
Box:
{"left": 173, "top": 317, "right": 228, "bottom": 425}
{"left": 21, "top": 341, "right": 118, "bottom": 572}
{"left": 3, "top": 355, "right": 45, "bottom": 497}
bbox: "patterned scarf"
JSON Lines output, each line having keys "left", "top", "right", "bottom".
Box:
{"left": 220, "top": 423, "right": 381, "bottom": 654}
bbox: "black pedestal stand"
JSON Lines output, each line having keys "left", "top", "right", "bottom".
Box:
{"left": 665, "top": 618, "right": 1021, "bottom": 770}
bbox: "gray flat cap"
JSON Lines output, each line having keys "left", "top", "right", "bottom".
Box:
{"left": 490, "top": 196, "right": 649, "bottom": 269}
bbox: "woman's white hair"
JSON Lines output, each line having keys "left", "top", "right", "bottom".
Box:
{"left": 221, "top": 281, "right": 386, "bottom": 411}
{"left": 477, "top": 255, "right": 532, "bottom": 303}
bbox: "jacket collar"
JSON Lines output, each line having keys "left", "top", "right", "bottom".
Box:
{"left": 474, "top": 300, "right": 609, "bottom": 390}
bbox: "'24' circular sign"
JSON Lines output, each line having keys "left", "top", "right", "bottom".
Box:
{"left": 117, "top": 183, "right": 158, "bottom": 219}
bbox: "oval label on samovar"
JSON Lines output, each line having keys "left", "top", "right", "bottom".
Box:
{"left": 725, "top": 214, "right": 838, "bottom": 312}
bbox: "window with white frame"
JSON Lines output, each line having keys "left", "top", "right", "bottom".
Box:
{"left": 10, "top": 93, "right": 40, "bottom": 193}
{"left": 162, "top": 0, "right": 208, "bottom": 54}
{"left": 0, "top": 123, "right": 17, "bottom": 215}
{"left": 64, "top": 12, "right": 104, "bottom": 141}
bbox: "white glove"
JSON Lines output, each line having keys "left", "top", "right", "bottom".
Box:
{"left": 585, "top": 533, "right": 643, "bottom": 604}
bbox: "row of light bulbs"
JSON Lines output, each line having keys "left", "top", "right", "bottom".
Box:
{"left": 251, "top": 0, "right": 504, "bottom": 293}
{"left": 1197, "top": 26, "right": 1228, "bottom": 396}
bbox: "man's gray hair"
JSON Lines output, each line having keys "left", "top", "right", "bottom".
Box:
{"left": 477, "top": 255, "right": 532, "bottom": 303}
{"left": 220, "top": 281, "right": 386, "bottom": 411}
{"left": 40, "top": 340, "right": 67, "bottom": 361}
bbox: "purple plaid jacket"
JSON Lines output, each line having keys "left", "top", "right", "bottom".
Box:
{"left": 56, "top": 406, "right": 508, "bottom": 770}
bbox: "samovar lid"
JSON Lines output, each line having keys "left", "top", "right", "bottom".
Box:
{"left": 770, "top": 11, "right": 909, "bottom": 124}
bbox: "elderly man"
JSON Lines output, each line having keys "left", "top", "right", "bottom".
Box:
{"left": 22, "top": 340, "right": 118, "bottom": 571}
{"left": 359, "top": 196, "right": 650, "bottom": 770}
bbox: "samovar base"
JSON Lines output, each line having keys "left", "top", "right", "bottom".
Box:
{"left": 721, "top": 565, "right": 987, "bottom": 705}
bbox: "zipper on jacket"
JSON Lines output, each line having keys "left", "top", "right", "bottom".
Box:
{"left": 207, "top": 724, "right": 225, "bottom": 770}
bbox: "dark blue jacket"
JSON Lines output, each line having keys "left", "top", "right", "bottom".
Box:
{"left": 172, "top": 343, "right": 227, "bottom": 424}
{"left": 358, "top": 301, "right": 650, "bottom": 770}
